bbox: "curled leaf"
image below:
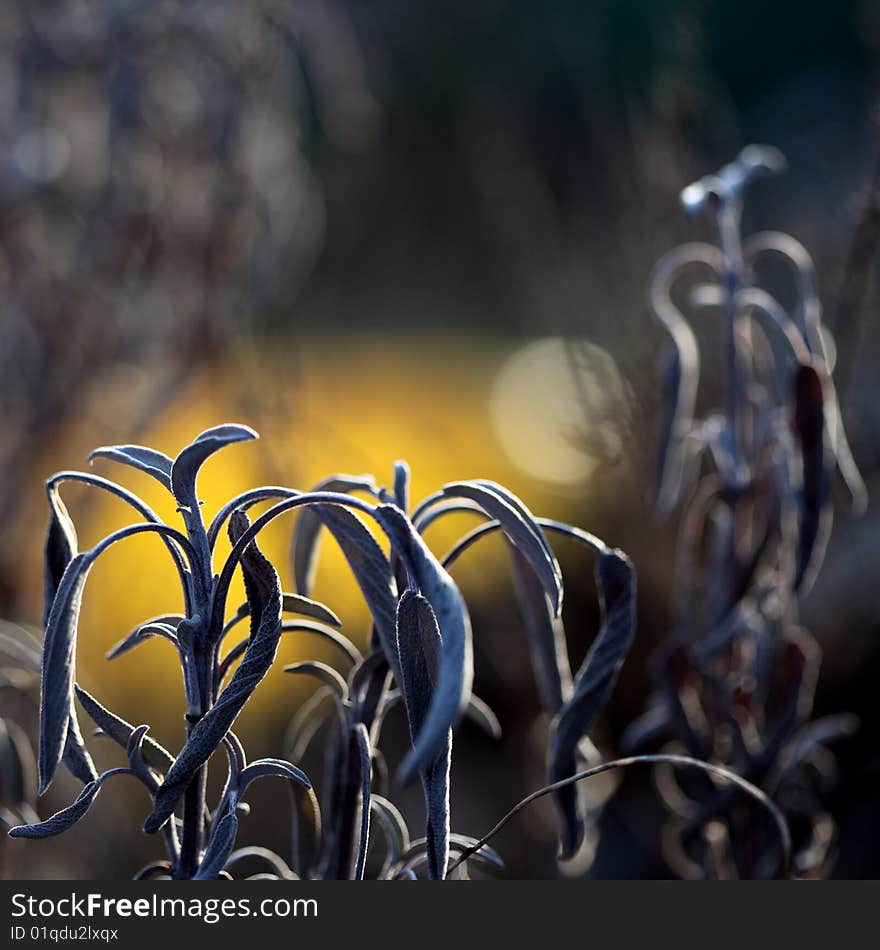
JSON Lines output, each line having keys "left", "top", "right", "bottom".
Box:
{"left": 549, "top": 549, "right": 637, "bottom": 859}
{"left": 39, "top": 554, "right": 91, "bottom": 794}
{"left": 88, "top": 445, "right": 174, "bottom": 492}
{"left": 285, "top": 687, "right": 337, "bottom": 763}
{"left": 9, "top": 768, "right": 132, "bottom": 839}
{"left": 290, "top": 475, "right": 378, "bottom": 595}
{"left": 195, "top": 808, "right": 238, "bottom": 880}
{"left": 226, "top": 593, "right": 341, "bottom": 633}
{"left": 220, "top": 620, "right": 360, "bottom": 686}
{"left": 170, "top": 425, "right": 257, "bottom": 508}
{"left": 238, "top": 758, "right": 312, "bottom": 797}
{"left": 378, "top": 505, "right": 472, "bottom": 786}
{"left": 284, "top": 661, "right": 349, "bottom": 700}
{"left": 509, "top": 547, "right": 572, "bottom": 715}
{"left": 288, "top": 780, "right": 323, "bottom": 878}
{"left": 352, "top": 723, "right": 372, "bottom": 880}
{"left": 61, "top": 713, "right": 98, "bottom": 787}
{"left": 74, "top": 684, "right": 175, "bottom": 775}
{"left": 43, "top": 488, "right": 97, "bottom": 787}
{"left": 396, "top": 590, "right": 451, "bottom": 880}
{"left": 327, "top": 724, "right": 372, "bottom": 880}
{"left": 40, "top": 520, "right": 191, "bottom": 794}
{"left": 463, "top": 694, "right": 503, "bottom": 741}
{"left": 297, "top": 503, "right": 400, "bottom": 676}
{"left": 441, "top": 482, "right": 562, "bottom": 615}
{"left": 106, "top": 618, "right": 182, "bottom": 661}
{"left": 371, "top": 794, "right": 411, "bottom": 875}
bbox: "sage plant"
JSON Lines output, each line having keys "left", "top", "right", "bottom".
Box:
{"left": 9, "top": 425, "right": 640, "bottom": 879}
{"left": 626, "top": 146, "right": 864, "bottom": 878}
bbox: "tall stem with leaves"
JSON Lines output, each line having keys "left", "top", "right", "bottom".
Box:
{"left": 627, "top": 146, "right": 866, "bottom": 878}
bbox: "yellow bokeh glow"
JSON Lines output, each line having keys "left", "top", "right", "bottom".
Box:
{"left": 18, "top": 335, "right": 591, "bottom": 755}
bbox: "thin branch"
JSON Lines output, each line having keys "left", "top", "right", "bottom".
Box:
{"left": 445, "top": 753, "right": 791, "bottom": 879}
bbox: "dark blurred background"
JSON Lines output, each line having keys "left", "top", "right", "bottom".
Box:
{"left": 2, "top": 0, "right": 880, "bottom": 878}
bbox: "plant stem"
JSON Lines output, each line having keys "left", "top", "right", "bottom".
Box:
{"left": 178, "top": 765, "right": 207, "bottom": 878}
{"left": 177, "top": 640, "right": 213, "bottom": 878}
{"left": 445, "top": 754, "right": 791, "bottom": 880}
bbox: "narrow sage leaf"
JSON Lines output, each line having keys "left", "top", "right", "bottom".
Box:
{"left": 106, "top": 618, "right": 182, "bottom": 661}
{"left": 39, "top": 554, "right": 91, "bottom": 794}
{"left": 288, "top": 780, "right": 323, "bottom": 878}
{"left": 549, "top": 549, "right": 637, "bottom": 859}
{"left": 237, "top": 758, "right": 312, "bottom": 797}
{"left": 284, "top": 661, "right": 349, "bottom": 700}
{"left": 216, "top": 733, "right": 245, "bottom": 811}
{"left": 88, "top": 445, "right": 174, "bottom": 492}
{"left": 125, "top": 724, "right": 151, "bottom": 768}
{"left": 290, "top": 475, "right": 378, "bottom": 595}
{"left": 46, "top": 473, "right": 194, "bottom": 615}
{"left": 284, "top": 688, "right": 335, "bottom": 763}
{"left": 44, "top": 485, "right": 78, "bottom": 624}
{"left": 228, "top": 509, "right": 276, "bottom": 643}
{"left": 393, "top": 461, "right": 410, "bottom": 512}
{"left": 74, "top": 684, "right": 175, "bottom": 775}
{"left": 328, "top": 725, "right": 371, "bottom": 879}
{"left": 170, "top": 424, "right": 257, "bottom": 508}
{"left": 220, "top": 621, "right": 361, "bottom": 686}
{"left": 194, "top": 807, "right": 238, "bottom": 880}
{"left": 61, "top": 713, "right": 98, "bottom": 786}
{"left": 228, "top": 593, "right": 341, "bottom": 632}
{"left": 471, "top": 480, "right": 559, "bottom": 567}
{"left": 377, "top": 505, "right": 472, "bottom": 786}
{"left": 40, "top": 519, "right": 192, "bottom": 794}
{"left": 396, "top": 590, "right": 451, "bottom": 880}
{"left": 509, "top": 547, "right": 572, "bottom": 715}
{"left": 44, "top": 487, "right": 96, "bottom": 786}
{"left": 351, "top": 651, "right": 391, "bottom": 735}
{"left": 441, "top": 482, "right": 562, "bottom": 615}
{"left": 9, "top": 768, "right": 132, "bottom": 838}
{"left": 371, "top": 794, "right": 411, "bottom": 875}
{"left": 300, "top": 503, "right": 399, "bottom": 677}
{"left": 352, "top": 723, "right": 372, "bottom": 880}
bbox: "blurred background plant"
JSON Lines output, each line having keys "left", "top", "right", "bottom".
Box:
{"left": 2, "top": 0, "right": 880, "bottom": 877}
{"left": 622, "top": 146, "right": 864, "bottom": 879}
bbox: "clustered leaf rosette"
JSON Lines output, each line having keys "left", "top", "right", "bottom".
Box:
{"left": 629, "top": 146, "right": 864, "bottom": 878}
{"left": 9, "top": 425, "right": 637, "bottom": 879}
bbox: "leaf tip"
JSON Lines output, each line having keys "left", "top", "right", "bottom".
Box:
{"left": 142, "top": 810, "right": 166, "bottom": 835}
